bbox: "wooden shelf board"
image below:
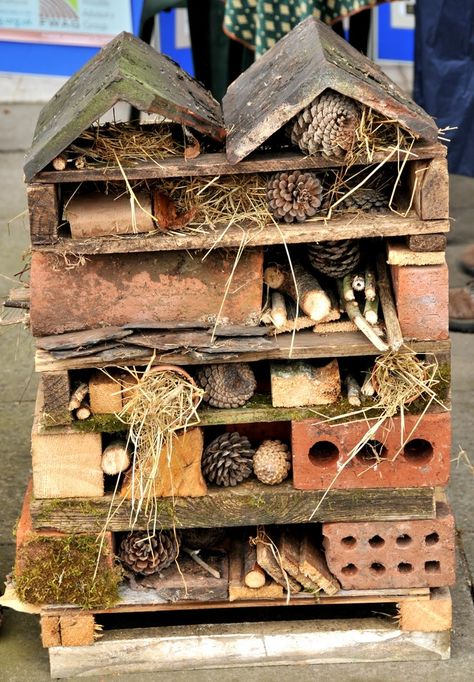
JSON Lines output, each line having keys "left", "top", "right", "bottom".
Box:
{"left": 35, "top": 332, "right": 451, "bottom": 372}
{"left": 32, "top": 143, "right": 446, "bottom": 185}
{"left": 31, "top": 483, "right": 435, "bottom": 532}
{"left": 34, "top": 213, "right": 450, "bottom": 256}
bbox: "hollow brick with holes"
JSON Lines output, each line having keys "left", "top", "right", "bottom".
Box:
{"left": 291, "top": 411, "right": 450, "bottom": 490}
{"left": 322, "top": 501, "right": 455, "bottom": 589}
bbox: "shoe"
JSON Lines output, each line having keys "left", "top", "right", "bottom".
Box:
{"left": 459, "top": 245, "right": 474, "bottom": 277}
{"left": 449, "top": 282, "right": 474, "bottom": 332}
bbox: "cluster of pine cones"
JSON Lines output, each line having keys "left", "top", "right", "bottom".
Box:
{"left": 202, "top": 435, "right": 292, "bottom": 488}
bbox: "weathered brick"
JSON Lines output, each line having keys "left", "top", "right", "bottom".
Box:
{"left": 322, "top": 502, "right": 455, "bottom": 589}
{"left": 291, "top": 411, "right": 450, "bottom": 490}
{"left": 390, "top": 263, "right": 449, "bottom": 341}
{"left": 30, "top": 248, "right": 263, "bottom": 336}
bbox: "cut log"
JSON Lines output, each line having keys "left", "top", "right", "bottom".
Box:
{"left": 375, "top": 253, "right": 404, "bottom": 351}
{"left": 75, "top": 403, "right": 91, "bottom": 420}
{"left": 264, "top": 261, "right": 332, "bottom": 322}
{"left": 244, "top": 542, "right": 267, "bottom": 588}
{"left": 66, "top": 192, "right": 155, "bottom": 239}
{"left": 228, "top": 536, "right": 283, "bottom": 602}
{"left": 101, "top": 440, "right": 131, "bottom": 475}
{"left": 52, "top": 155, "right": 67, "bottom": 171}
{"left": 345, "top": 374, "right": 361, "bottom": 407}
{"left": 270, "top": 359, "right": 340, "bottom": 407}
{"left": 120, "top": 427, "right": 206, "bottom": 498}
{"left": 270, "top": 292, "right": 288, "bottom": 328}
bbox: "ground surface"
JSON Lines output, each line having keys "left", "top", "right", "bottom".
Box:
{"left": 0, "top": 101, "right": 473, "bottom": 682}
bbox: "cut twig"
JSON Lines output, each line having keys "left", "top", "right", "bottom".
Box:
{"left": 183, "top": 547, "right": 221, "bottom": 579}
{"left": 364, "top": 295, "right": 379, "bottom": 325}
{"left": 342, "top": 274, "right": 355, "bottom": 301}
{"left": 351, "top": 274, "right": 365, "bottom": 292}
{"left": 361, "top": 373, "right": 375, "bottom": 397}
{"left": 101, "top": 440, "right": 131, "bottom": 475}
{"left": 270, "top": 292, "right": 288, "bottom": 329}
{"left": 264, "top": 262, "right": 332, "bottom": 322}
{"left": 76, "top": 402, "right": 91, "bottom": 420}
{"left": 52, "top": 154, "right": 67, "bottom": 171}
{"left": 68, "top": 382, "right": 89, "bottom": 411}
{"left": 345, "top": 374, "right": 361, "bottom": 407}
{"left": 364, "top": 267, "right": 377, "bottom": 301}
{"left": 337, "top": 281, "right": 388, "bottom": 352}
{"left": 244, "top": 542, "right": 266, "bottom": 588}
{"left": 375, "top": 253, "right": 403, "bottom": 350}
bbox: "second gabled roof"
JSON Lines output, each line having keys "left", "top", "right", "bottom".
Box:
{"left": 223, "top": 17, "right": 438, "bottom": 164}
{"left": 24, "top": 32, "right": 225, "bottom": 182}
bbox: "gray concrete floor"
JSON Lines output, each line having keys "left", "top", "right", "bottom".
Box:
{"left": 0, "top": 103, "right": 473, "bottom": 681}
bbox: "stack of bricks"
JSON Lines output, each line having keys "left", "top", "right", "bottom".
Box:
{"left": 3, "top": 18, "right": 456, "bottom": 672}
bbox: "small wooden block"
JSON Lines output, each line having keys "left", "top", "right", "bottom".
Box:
{"left": 270, "top": 359, "right": 340, "bottom": 407}
{"left": 41, "top": 616, "right": 61, "bottom": 647}
{"left": 66, "top": 192, "right": 155, "bottom": 239}
{"left": 27, "top": 183, "right": 59, "bottom": 244}
{"left": 59, "top": 615, "right": 96, "bottom": 647}
{"left": 407, "top": 234, "right": 447, "bottom": 252}
{"left": 229, "top": 535, "right": 284, "bottom": 602}
{"left": 398, "top": 587, "right": 452, "bottom": 632}
{"left": 256, "top": 535, "right": 301, "bottom": 593}
{"left": 40, "top": 371, "right": 72, "bottom": 426}
{"left": 299, "top": 532, "right": 340, "bottom": 596}
{"left": 120, "top": 427, "right": 207, "bottom": 498}
{"left": 387, "top": 243, "right": 445, "bottom": 267}
{"left": 89, "top": 370, "right": 123, "bottom": 414}
{"left": 313, "top": 320, "right": 357, "bottom": 334}
{"left": 32, "top": 415, "right": 103, "bottom": 499}
{"left": 410, "top": 158, "right": 449, "bottom": 221}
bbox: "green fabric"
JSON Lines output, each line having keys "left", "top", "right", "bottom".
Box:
{"left": 224, "top": 0, "right": 382, "bottom": 56}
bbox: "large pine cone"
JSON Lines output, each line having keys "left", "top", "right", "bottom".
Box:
{"left": 202, "top": 432, "right": 254, "bottom": 487}
{"left": 267, "top": 171, "right": 323, "bottom": 223}
{"left": 340, "top": 187, "right": 388, "bottom": 213}
{"left": 308, "top": 239, "right": 361, "bottom": 279}
{"left": 253, "top": 440, "right": 291, "bottom": 485}
{"left": 290, "top": 90, "right": 360, "bottom": 159}
{"left": 196, "top": 363, "right": 256, "bottom": 408}
{"left": 119, "top": 530, "right": 180, "bottom": 576}
{"left": 181, "top": 527, "right": 226, "bottom": 550}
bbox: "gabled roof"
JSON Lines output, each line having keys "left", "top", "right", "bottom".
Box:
{"left": 223, "top": 17, "right": 438, "bottom": 164}
{"left": 24, "top": 32, "right": 225, "bottom": 182}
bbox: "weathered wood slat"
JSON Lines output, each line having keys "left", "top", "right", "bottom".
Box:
{"left": 33, "top": 213, "right": 450, "bottom": 255}
{"left": 30, "top": 484, "right": 435, "bottom": 532}
{"left": 47, "top": 618, "right": 450, "bottom": 677}
{"left": 26, "top": 184, "right": 59, "bottom": 244}
{"left": 32, "top": 143, "right": 446, "bottom": 184}
{"left": 35, "top": 332, "right": 451, "bottom": 373}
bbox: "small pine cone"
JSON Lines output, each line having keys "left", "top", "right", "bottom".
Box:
{"left": 202, "top": 432, "right": 255, "bottom": 487}
{"left": 181, "top": 527, "right": 226, "bottom": 550}
{"left": 308, "top": 239, "right": 361, "bottom": 279}
{"left": 196, "top": 363, "right": 256, "bottom": 408}
{"left": 253, "top": 440, "right": 291, "bottom": 485}
{"left": 119, "top": 530, "right": 180, "bottom": 576}
{"left": 290, "top": 90, "right": 360, "bottom": 158}
{"left": 267, "top": 171, "right": 323, "bottom": 223}
{"left": 341, "top": 188, "right": 388, "bottom": 213}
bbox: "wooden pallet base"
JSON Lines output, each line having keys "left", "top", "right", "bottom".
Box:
{"left": 46, "top": 589, "right": 451, "bottom": 678}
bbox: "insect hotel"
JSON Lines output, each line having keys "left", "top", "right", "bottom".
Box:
{"left": 2, "top": 18, "right": 454, "bottom": 677}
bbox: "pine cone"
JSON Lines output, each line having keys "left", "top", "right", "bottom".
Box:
{"left": 181, "top": 527, "right": 226, "bottom": 550}
{"left": 341, "top": 187, "right": 388, "bottom": 213}
{"left": 119, "top": 530, "right": 180, "bottom": 576}
{"left": 196, "top": 363, "right": 256, "bottom": 408}
{"left": 267, "top": 171, "right": 323, "bottom": 223}
{"left": 202, "top": 432, "right": 255, "bottom": 487}
{"left": 253, "top": 440, "right": 291, "bottom": 485}
{"left": 308, "top": 239, "right": 361, "bottom": 278}
{"left": 290, "top": 90, "right": 360, "bottom": 158}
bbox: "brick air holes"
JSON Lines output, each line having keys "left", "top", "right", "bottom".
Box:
{"left": 341, "top": 536, "right": 357, "bottom": 548}
{"left": 396, "top": 534, "right": 412, "bottom": 547}
{"left": 368, "top": 534, "right": 385, "bottom": 548}
{"left": 308, "top": 440, "right": 339, "bottom": 467}
{"left": 356, "top": 439, "right": 387, "bottom": 462}
{"left": 398, "top": 562, "right": 414, "bottom": 574}
{"left": 425, "top": 560, "right": 441, "bottom": 573}
{"left": 425, "top": 532, "right": 439, "bottom": 546}
{"left": 370, "top": 562, "right": 386, "bottom": 575}
{"left": 341, "top": 563, "right": 358, "bottom": 576}
{"left": 402, "top": 438, "right": 434, "bottom": 464}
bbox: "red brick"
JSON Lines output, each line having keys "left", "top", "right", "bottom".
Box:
{"left": 322, "top": 502, "right": 455, "bottom": 589}
{"left": 30, "top": 248, "right": 263, "bottom": 336}
{"left": 291, "top": 411, "right": 450, "bottom": 490}
{"left": 390, "top": 263, "right": 449, "bottom": 341}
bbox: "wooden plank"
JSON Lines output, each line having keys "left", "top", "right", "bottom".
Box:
{"left": 26, "top": 183, "right": 59, "bottom": 244}
{"left": 30, "top": 484, "right": 436, "bottom": 532}
{"left": 33, "top": 143, "right": 446, "bottom": 184}
{"left": 34, "top": 333, "right": 452, "bottom": 373}
{"left": 398, "top": 586, "right": 452, "bottom": 632}
{"left": 387, "top": 242, "right": 446, "bottom": 266}
{"left": 36, "top": 327, "right": 132, "bottom": 351}
{"left": 417, "top": 158, "right": 450, "bottom": 220}
{"left": 33, "top": 213, "right": 450, "bottom": 256}
{"left": 48, "top": 619, "right": 450, "bottom": 677}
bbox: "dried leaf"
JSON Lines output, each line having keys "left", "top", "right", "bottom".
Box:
{"left": 153, "top": 190, "right": 196, "bottom": 231}
{"left": 183, "top": 126, "right": 201, "bottom": 160}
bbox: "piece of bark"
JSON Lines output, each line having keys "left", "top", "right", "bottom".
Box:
{"left": 121, "top": 331, "right": 211, "bottom": 350}
{"left": 152, "top": 191, "right": 196, "bottom": 231}
{"left": 101, "top": 440, "right": 131, "bottom": 475}
{"left": 89, "top": 371, "right": 123, "bottom": 414}
{"left": 124, "top": 321, "right": 209, "bottom": 330}
{"left": 271, "top": 359, "right": 340, "bottom": 407}
{"left": 27, "top": 183, "right": 59, "bottom": 244}
{"left": 407, "top": 233, "right": 447, "bottom": 252}
{"left": 41, "top": 371, "right": 72, "bottom": 426}
{"left": 264, "top": 261, "right": 332, "bottom": 322}
{"left": 278, "top": 530, "right": 315, "bottom": 591}
{"left": 68, "top": 382, "right": 89, "bottom": 411}
{"left": 50, "top": 342, "right": 122, "bottom": 360}
{"left": 255, "top": 534, "right": 301, "bottom": 593}
{"left": 209, "top": 325, "right": 270, "bottom": 337}
{"left": 244, "top": 542, "right": 267, "bottom": 588}
{"left": 120, "top": 427, "right": 206, "bottom": 499}
{"left": 66, "top": 192, "right": 155, "bottom": 239}
{"left": 299, "top": 532, "right": 340, "bottom": 596}
{"left": 375, "top": 252, "right": 404, "bottom": 351}
{"left": 36, "top": 327, "right": 132, "bottom": 351}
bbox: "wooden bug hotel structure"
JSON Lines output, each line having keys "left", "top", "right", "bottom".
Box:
{"left": 2, "top": 18, "right": 454, "bottom": 677}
